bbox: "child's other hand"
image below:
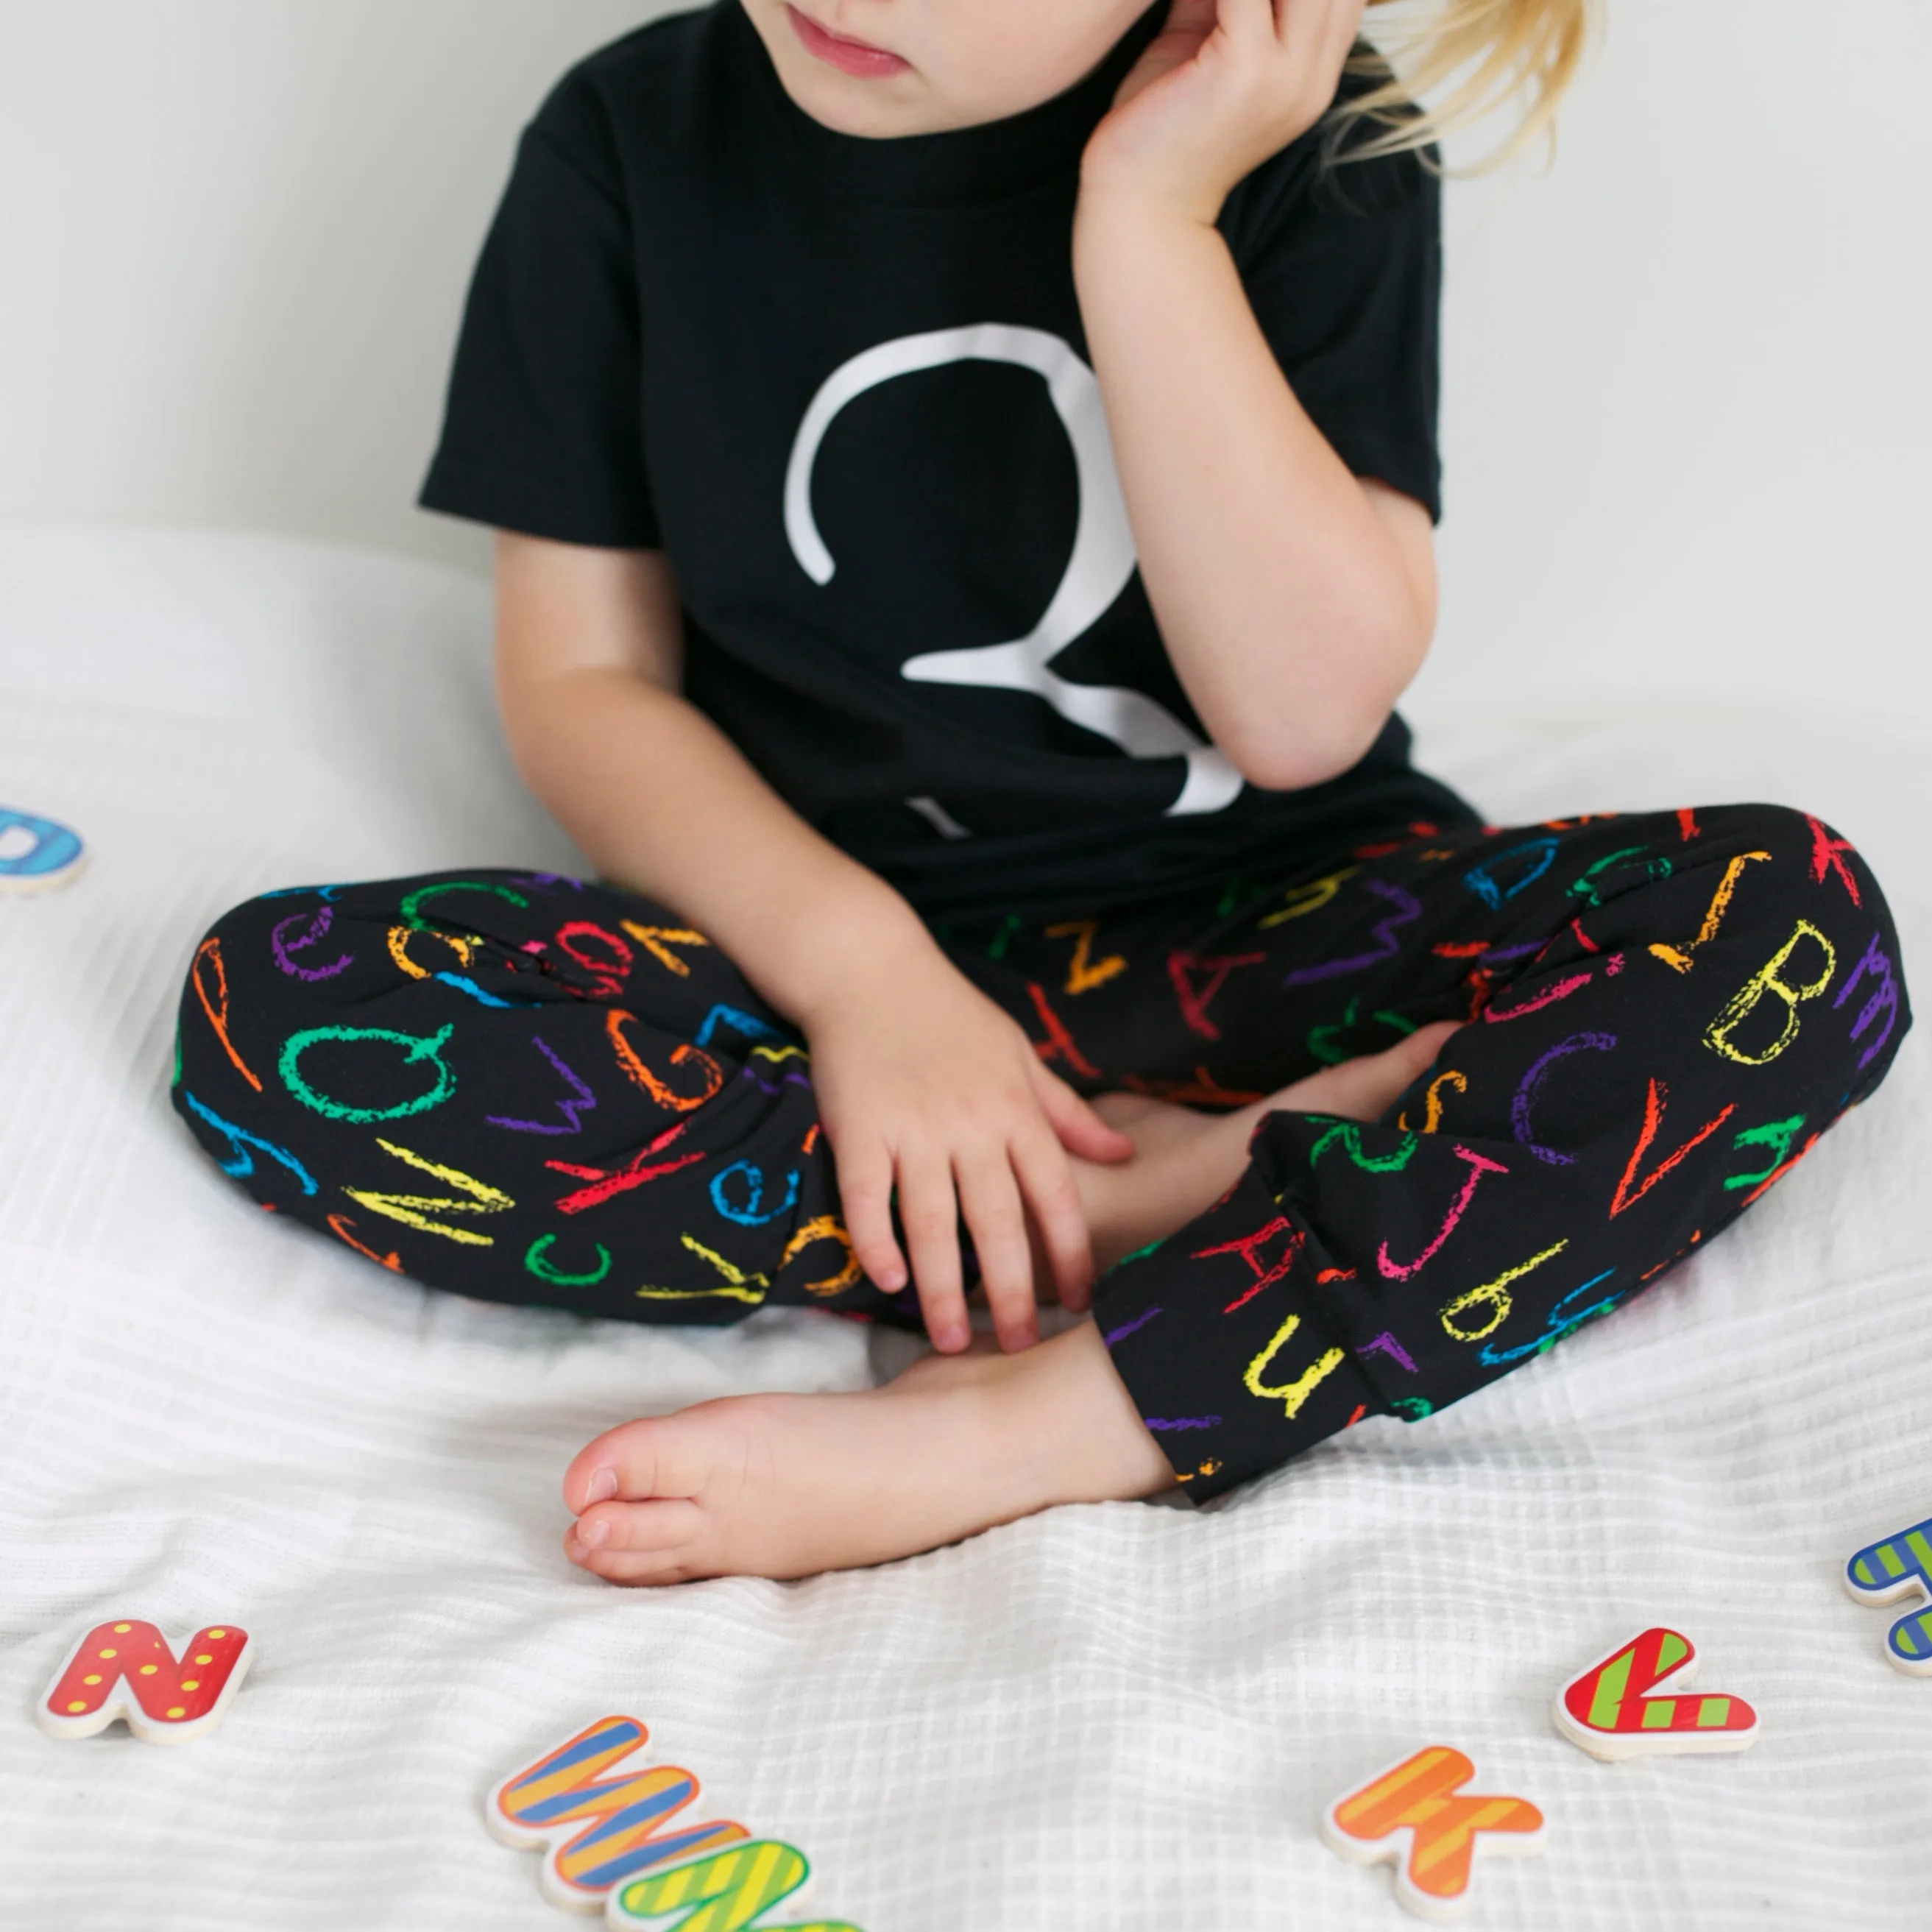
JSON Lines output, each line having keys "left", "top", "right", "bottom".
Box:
{"left": 1082, "top": 0, "right": 1368, "bottom": 226}
{"left": 800, "top": 940, "right": 1133, "bottom": 1355}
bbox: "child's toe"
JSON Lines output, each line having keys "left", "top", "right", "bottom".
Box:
{"left": 581, "top": 1546, "right": 703, "bottom": 1587}
{"left": 564, "top": 1414, "right": 710, "bottom": 1512}
{"left": 576, "top": 1496, "right": 707, "bottom": 1554}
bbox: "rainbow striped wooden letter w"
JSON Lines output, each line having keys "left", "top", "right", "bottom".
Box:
{"left": 609, "top": 1840, "right": 860, "bottom": 1932}
{"left": 488, "top": 1716, "right": 749, "bottom": 1911}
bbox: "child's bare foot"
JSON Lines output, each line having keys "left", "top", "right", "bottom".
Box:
{"left": 560, "top": 1022, "right": 1456, "bottom": 1585}
{"left": 1073, "top": 1021, "right": 1460, "bottom": 1273}
{"left": 562, "top": 1321, "right": 1174, "bottom": 1584}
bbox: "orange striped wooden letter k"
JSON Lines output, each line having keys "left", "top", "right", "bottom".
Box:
{"left": 1321, "top": 1746, "right": 1544, "bottom": 1922}
{"left": 488, "top": 1716, "right": 749, "bottom": 1911}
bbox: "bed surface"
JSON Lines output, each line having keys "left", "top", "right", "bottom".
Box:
{"left": 1, "top": 525, "right": 1928, "bottom": 1929}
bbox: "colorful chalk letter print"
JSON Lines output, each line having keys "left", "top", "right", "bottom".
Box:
{"left": 36, "top": 1620, "right": 252, "bottom": 1744}
{"left": 1844, "top": 1515, "right": 1932, "bottom": 1675}
{"left": 0, "top": 808, "right": 86, "bottom": 894}
{"left": 1321, "top": 1746, "right": 1544, "bottom": 1924}
{"left": 1553, "top": 1627, "right": 1760, "bottom": 1760}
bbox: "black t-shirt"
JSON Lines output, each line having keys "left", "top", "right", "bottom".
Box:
{"left": 422, "top": 1, "right": 1476, "bottom": 919}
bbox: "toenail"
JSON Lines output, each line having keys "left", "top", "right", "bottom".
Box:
{"left": 578, "top": 1517, "right": 611, "bottom": 1549}
{"left": 584, "top": 1466, "right": 618, "bottom": 1504}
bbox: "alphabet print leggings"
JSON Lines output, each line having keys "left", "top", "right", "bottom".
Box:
{"left": 174, "top": 804, "right": 1908, "bottom": 1500}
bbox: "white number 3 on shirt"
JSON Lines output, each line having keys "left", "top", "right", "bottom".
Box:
{"left": 784, "top": 323, "right": 1245, "bottom": 821}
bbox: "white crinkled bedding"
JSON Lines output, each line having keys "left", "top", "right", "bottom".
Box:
{"left": 1, "top": 525, "right": 1928, "bottom": 1930}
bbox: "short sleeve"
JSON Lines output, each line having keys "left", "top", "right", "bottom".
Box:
{"left": 420, "top": 88, "right": 659, "bottom": 549}
{"left": 1222, "top": 122, "right": 1443, "bottom": 523}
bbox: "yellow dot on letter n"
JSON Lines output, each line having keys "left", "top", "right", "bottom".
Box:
{"left": 1705, "top": 921, "right": 1836, "bottom": 1066}
{"left": 1243, "top": 1310, "right": 1346, "bottom": 1420}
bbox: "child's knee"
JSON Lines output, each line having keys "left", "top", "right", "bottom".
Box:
{"left": 1710, "top": 802, "right": 1892, "bottom": 919}
{"left": 172, "top": 887, "right": 361, "bottom": 1125}
{"left": 1696, "top": 803, "right": 1910, "bottom": 1097}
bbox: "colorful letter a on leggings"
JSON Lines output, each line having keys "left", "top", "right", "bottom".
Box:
{"left": 1844, "top": 1515, "right": 1932, "bottom": 1674}
{"left": 1321, "top": 1746, "right": 1543, "bottom": 1922}
{"left": 1552, "top": 1627, "right": 1760, "bottom": 1759}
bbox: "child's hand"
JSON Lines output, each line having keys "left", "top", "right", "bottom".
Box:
{"left": 1082, "top": 0, "right": 1370, "bottom": 225}
{"left": 800, "top": 941, "right": 1134, "bottom": 1355}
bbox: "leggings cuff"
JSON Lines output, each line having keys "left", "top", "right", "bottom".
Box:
{"left": 1094, "top": 1164, "right": 1389, "bottom": 1503}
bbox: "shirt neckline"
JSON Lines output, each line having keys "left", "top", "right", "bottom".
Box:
{"left": 733, "top": 1, "right": 1167, "bottom": 209}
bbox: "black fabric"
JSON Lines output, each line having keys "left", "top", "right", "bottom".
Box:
{"left": 174, "top": 806, "right": 1907, "bottom": 1501}
{"left": 420, "top": 1, "right": 1468, "bottom": 921}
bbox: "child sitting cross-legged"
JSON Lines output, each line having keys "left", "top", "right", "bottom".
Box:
{"left": 174, "top": 0, "right": 1909, "bottom": 1583}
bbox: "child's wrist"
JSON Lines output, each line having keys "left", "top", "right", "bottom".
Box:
{"left": 1072, "top": 185, "right": 1225, "bottom": 292}
{"left": 766, "top": 880, "right": 941, "bottom": 1029}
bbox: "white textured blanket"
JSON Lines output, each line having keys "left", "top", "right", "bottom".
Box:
{"left": 1, "top": 527, "right": 1927, "bottom": 1929}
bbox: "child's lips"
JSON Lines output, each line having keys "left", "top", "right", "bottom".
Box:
{"left": 785, "top": 5, "right": 912, "bottom": 80}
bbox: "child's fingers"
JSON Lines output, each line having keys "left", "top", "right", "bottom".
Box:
{"left": 897, "top": 1147, "right": 972, "bottom": 1353}
{"left": 1271, "top": 0, "right": 1367, "bottom": 95}
{"left": 1320, "top": 0, "right": 1370, "bottom": 65}
{"left": 954, "top": 1153, "right": 1038, "bottom": 1352}
{"left": 836, "top": 1142, "right": 907, "bottom": 1295}
{"left": 1011, "top": 1127, "right": 1097, "bottom": 1314}
{"left": 1273, "top": 0, "right": 1361, "bottom": 41}
{"left": 1033, "top": 1065, "right": 1136, "bottom": 1163}
{"left": 1219, "top": 0, "right": 1279, "bottom": 44}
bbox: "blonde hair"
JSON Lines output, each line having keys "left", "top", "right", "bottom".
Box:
{"left": 1338, "top": 0, "right": 1595, "bottom": 170}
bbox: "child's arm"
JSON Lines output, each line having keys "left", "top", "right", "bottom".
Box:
{"left": 495, "top": 534, "right": 1131, "bottom": 1353}
{"left": 1074, "top": 0, "right": 1433, "bottom": 793}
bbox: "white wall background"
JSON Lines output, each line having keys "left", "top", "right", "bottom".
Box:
{"left": 1, "top": 0, "right": 1928, "bottom": 724}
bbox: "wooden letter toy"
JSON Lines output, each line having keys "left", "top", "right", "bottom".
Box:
{"left": 36, "top": 1620, "right": 251, "bottom": 1744}
{"left": 606, "top": 1841, "right": 859, "bottom": 1931}
{"left": 490, "top": 1716, "right": 864, "bottom": 1928}
{"left": 1844, "top": 1515, "right": 1932, "bottom": 1674}
{"left": 489, "top": 1716, "right": 751, "bottom": 1913}
{"left": 0, "top": 807, "right": 86, "bottom": 894}
{"left": 1321, "top": 1746, "right": 1544, "bottom": 1923}
{"left": 1553, "top": 1627, "right": 1760, "bottom": 1759}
